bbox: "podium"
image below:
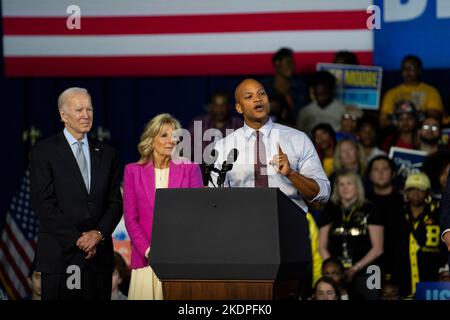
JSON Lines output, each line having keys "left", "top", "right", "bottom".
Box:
{"left": 149, "top": 188, "right": 311, "bottom": 300}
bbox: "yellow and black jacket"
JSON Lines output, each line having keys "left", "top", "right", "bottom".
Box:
{"left": 391, "top": 201, "right": 447, "bottom": 298}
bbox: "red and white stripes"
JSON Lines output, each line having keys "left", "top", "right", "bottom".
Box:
{"left": 2, "top": 0, "right": 374, "bottom": 76}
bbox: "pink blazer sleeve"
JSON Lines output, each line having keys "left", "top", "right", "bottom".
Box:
{"left": 190, "top": 163, "right": 204, "bottom": 188}
{"left": 123, "top": 165, "right": 150, "bottom": 258}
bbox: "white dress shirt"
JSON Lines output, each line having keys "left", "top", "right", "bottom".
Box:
{"left": 209, "top": 118, "right": 330, "bottom": 213}
{"left": 63, "top": 128, "right": 91, "bottom": 188}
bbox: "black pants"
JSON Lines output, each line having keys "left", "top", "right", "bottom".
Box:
{"left": 41, "top": 265, "right": 112, "bottom": 300}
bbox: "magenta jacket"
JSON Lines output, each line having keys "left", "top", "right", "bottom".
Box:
{"left": 123, "top": 160, "right": 203, "bottom": 269}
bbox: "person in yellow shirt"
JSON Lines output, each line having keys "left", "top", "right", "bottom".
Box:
{"left": 307, "top": 212, "right": 323, "bottom": 287}
{"left": 380, "top": 55, "right": 443, "bottom": 128}
{"left": 312, "top": 123, "right": 336, "bottom": 177}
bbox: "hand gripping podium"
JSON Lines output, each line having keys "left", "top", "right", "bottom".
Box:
{"left": 149, "top": 188, "right": 312, "bottom": 300}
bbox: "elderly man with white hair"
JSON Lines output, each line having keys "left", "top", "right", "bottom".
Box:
{"left": 30, "top": 87, "right": 123, "bottom": 300}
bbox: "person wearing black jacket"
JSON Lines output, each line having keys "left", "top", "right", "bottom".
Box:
{"left": 30, "top": 87, "right": 122, "bottom": 300}
{"left": 391, "top": 172, "right": 447, "bottom": 298}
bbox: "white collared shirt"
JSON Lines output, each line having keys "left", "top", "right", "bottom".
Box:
{"left": 63, "top": 128, "right": 91, "bottom": 188}
{"left": 209, "top": 119, "right": 330, "bottom": 213}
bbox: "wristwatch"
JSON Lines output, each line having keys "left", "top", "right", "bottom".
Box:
{"left": 96, "top": 230, "right": 105, "bottom": 241}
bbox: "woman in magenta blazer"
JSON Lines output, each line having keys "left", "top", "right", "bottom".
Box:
{"left": 123, "top": 113, "right": 203, "bottom": 299}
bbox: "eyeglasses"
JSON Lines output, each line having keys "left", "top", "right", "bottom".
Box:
{"left": 342, "top": 113, "right": 357, "bottom": 121}
{"left": 421, "top": 124, "right": 439, "bottom": 132}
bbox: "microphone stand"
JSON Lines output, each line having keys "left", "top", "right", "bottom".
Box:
{"left": 204, "top": 165, "right": 219, "bottom": 188}
{"left": 217, "top": 162, "right": 233, "bottom": 188}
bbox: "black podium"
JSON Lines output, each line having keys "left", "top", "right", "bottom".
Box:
{"left": 149, "top": 188, "right": 311, "bottom": 300}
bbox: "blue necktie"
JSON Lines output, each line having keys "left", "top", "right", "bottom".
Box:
{"left": 75, "top": 141, "right": 90, "bottom": 192}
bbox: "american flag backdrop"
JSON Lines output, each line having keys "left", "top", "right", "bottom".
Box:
{"left": 0, "top": 169, "right": 39, "bottom": 300}
{"left": 2, "top": 0, "right": 374, "bottom": 77}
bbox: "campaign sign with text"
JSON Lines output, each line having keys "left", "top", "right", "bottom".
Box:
{"left": 388, "top": 147, "right": 427, "bottom": 187}
{"left": 317, "top": 63, "right": 382, "bottom": 110}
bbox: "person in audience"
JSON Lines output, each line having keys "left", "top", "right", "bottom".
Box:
{"left": 298, "top": 212, "right": 325, "bottom": 300}
{"left": 124, "top": 113, "right": 203, "bottom": 300}
{"left": 189, "top": 91, "right": 243, "bottom": 146}
{"left": 188, "top": 91, "right": 243, "bottom": 183}
{"left": 332, "top": 139, "right": 366, "bottom": 180}
{"left": 318, "top": 171, "right": 384, "bottom": 300}
{"left": 297, "top": 71, "right": 346, "bottom": 135}
{"left": 263, "top": 47, "right": 309, "bottom": 116}
{"left": 440, "top": 159, "right": 450, "bottom": 281}
{"left": 269, "top": 93, "right": 296, "bottom": 127}
{"left": 357, "top": 116, "right": 386, "bottom": 162}
{"left": 438, "top": 264, "right": 450, "bottom": 282}
{"left": 366, "top": 155, "right": 403, "bottom": 276}
{"left": 380, "top": 55, "right": 443, "bottom": 128}
{"left": 313, "top": 276, "right": 341, "bottom": 300}
{"left": 391, "top": 172, "right": 447, "bottom": 299}
{"left": 336, "top": 107, "right": 363, "bottom": 142}
{"left": 380, "top": 279, "right": 400, "bottom": 300}
{"left": 27, "top": 269, "right": 42, "bottom": 300}
{"left": 418, "top": 116, "right": 443, "bottom": 154}
{"left": 333, "top": 50, "right": 359, "bottom": 65}
{"left": 321, "top": 258, "right": 349, "bottom": 300}
{"left": 312, "top": 123, "right": 337, "bottom": 177}
{"left": 189, "top": 91, "right": 243, "bottom": 166}
{"left": 111, "top": 252, "right": 131, "bottom": 300}
{"left": 381, "top": 100, "right": 419, "bottom": 152}
{"left": 422, "top": 150, "right": 450, "bottom": 201}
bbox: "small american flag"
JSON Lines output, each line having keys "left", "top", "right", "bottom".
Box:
{"left": 0, "top": 169, "right": 39, "bottom": 300}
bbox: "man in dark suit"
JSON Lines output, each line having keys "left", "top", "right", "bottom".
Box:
{"left": 30, "top": 87, "right": 123, "bottom": 300}
{"left": 441, "top": 172, "right": 450, "bottom": 266}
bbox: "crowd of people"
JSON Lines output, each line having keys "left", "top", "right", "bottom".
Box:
{"left": 182, "top": 49, "right": 450, "bottom": 300}
{"left": 3, "top": 48, "right": 448, "bottom": 301}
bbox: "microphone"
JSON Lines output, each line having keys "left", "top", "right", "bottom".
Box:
{"left": 204, "top": 149, "right": 218, "bottom": 185}
{"left": 218, "top": 148, "right": 239, "bottom": 187}
{"left": 222, "top": 148, "right": 239, "bottom": 172}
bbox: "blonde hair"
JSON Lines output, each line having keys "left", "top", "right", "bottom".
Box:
{"left": 137, "top": 113, "right": 181, "bottom": 164}
{"left": 331, "top": 171, "right": 365, "bottom": 208}
{"left": 333, "top": 139, "right": 366, "bottom": 175}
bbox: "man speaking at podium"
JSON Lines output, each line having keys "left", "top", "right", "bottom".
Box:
{"left": 209, "top": 78, "right": 330, "bottom": 213}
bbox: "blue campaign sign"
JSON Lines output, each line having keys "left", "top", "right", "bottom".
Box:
{"left": 374, "top": 0, "right": 450, "bottom": 70}
{"left": 317, "top": 63, "right": 383, "bottom": 110}
{"left": 388, "top": 147, "right": 427, "bottom": 186}
{"left": 416, "top": 282, "right": 450, "bottom": 300}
